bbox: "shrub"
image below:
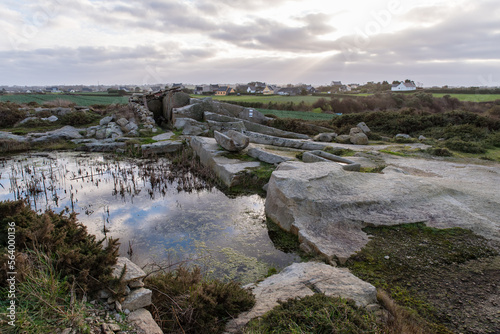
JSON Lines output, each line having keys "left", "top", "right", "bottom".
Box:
{"left": 244, "top": 294, "right": 382, "bottom": 333}
{"left": 59, "top": 111, "right": 98, "bottom": 126}
{"left": 485, "top": 131, "right": 500, "bottom": 147}
{"left": 0, "top": 139, "right": 30, "bottom": 153}
{"left": 146, "top": 267, "right": 255, "bottom": 333}
{"left": 0, "top": 102, "right": 26, "bottom": 128}
{"left": 0, "top": 200, "right": 119, "bottom": 294}
{"left": 15, "top": 118, "right": 52, "bottom": 128}
{"left": 444, "top": 139, "right": 486, "bottom": 154}
{"left": 425, "top": 147, "right": 453, "bottom": 157}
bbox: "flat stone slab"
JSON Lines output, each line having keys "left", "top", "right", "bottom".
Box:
{"left": 190, "top": 136, "right": 260, "bottom": 187}
{"left": 152, "top": 132, "right": 174, "bottom": 141}
{"left": 247, "top": 147, "right": 294, "bottom": 165}
{"left": 141, "top": 140, "right": 183, "bottom": 157}
{"left": 302, "top": 150, "right": 360, "bottom": 171}
{"left": 245, "top": 131, "right": 326, "bottom": 150}
{"left": 0, "top": 131, "right": 27, "bottom": 142}
{"left": 225, "top": 262, "right": 377, "bottom": 332}
{"left": 29, "top": 125, "right": 83, "bottom": 142}
{"left": 265, "top": 161, "right": 500, "bottom": 263}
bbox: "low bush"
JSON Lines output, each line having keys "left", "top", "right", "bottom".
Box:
{"left": 146, "top": 267, "right": 255, "bottom": 334}
{"left": 0, "top": 102, "right": 26, "bottom": 128}
{"left": 59, "top": 111, "right": 99, "bottom": 126}
{"left": 15, "top": 118, "right": 52, "bottom": 128}
{"left": 485, "top": 131, "right": 500, "bottom": 147}
{"left": 244, "top": 294, "right": 383, "bottom": 333}
{"left": 444, "top": 138, "right": 486, "bottom": 154}
{"left": 0, "top": 200, "right": 119, "bottom": 294}
{"left": 425, "top": 147, "right": 453, "bottom": 157}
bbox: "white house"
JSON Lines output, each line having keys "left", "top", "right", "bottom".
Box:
{"left": 391, "top": 82, "right": 416, "bottom": 91}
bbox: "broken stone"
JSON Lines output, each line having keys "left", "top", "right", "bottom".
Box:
{"left": 100, "top": 116, "right": 114, "bottom": 126}
{"left": 357, "top": 122, "right": 371, "bottom": 135}
{"left": 112, "top": 257, "right": 146, "bottom": 283}
{"left": 335, "top": 134, "right": 351, "bottom": 144}
{"left": 247, "top": 147, "right": 293, "bottom": 165}
{"left": 313, "top": 133, "right": 337, "bottom": 142}
{"left": 214, "top": 130, "right": 249, "bottom": 152}
{"left": 116, "top": 117, "right": 129, "bottom": 127}
{"left": 350, "top": 132, "right": 369, "bottom": 145}
{"left": 121, "top": 288, "right": 152, "bottom": 312}
{"left": 128, "top": 308, "right": 163, "bottom": 334}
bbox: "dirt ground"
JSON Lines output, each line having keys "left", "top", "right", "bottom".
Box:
{"left": 346, "top": 223, "right": 500, "bottom": 334}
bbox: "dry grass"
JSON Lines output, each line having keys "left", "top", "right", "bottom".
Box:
{"left": 377, "top": 290, "right": 434, "bottom": 334}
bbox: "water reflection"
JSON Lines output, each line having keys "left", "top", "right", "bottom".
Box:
{"left": 0, "top": 152, "right": 299, "bottom": 283}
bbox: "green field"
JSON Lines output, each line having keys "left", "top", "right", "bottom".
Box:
{"left": 430, "top": 93, "right": 500, "bottom": 102}
{"left": 209, "top": 94, "right": 322, "bottom": 104}
{"left": 257, "top": 108, "right": 336, "bottom": 121}
{"left": 0, "top": 94, "right": 129, "bottom": 106}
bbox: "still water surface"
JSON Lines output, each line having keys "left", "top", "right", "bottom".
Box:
{"left": 0, "top": 152, "right": 298, "bottom": 283}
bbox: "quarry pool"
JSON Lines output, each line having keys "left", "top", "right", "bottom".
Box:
{"left": 0, "top": 152, "right": 299, "bottom": 284}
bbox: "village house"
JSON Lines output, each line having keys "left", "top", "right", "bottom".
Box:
{"left": 391, "top": 82, "right": 417, "bottom": 91}
{"left": 215, "top": 86, "right": 235, "bottom": 96}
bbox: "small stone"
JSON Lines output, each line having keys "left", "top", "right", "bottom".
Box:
{"left": 384, "top": 255, "right": 390, "bottom": 260}
{"left": 108, "top": 323, "right": 121, "bottom": 331}
{"left": 115, "top": 301, "right": 123, "bottom": 313}
{"left": 129, "top": 280, "right": 145, "bottom": 288}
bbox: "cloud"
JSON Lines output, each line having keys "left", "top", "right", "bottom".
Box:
{"left": 1, "top": 0, "right": 499, "bottom": 86}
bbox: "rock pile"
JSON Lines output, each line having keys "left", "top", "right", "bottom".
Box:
{"left": 94, "top": 257, "right": 162, "bottom": 334}
{"left": 129, "top": 101, "right": 157, "bottom": 133}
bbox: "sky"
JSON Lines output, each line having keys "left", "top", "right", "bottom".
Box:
{"left": 1, "top": 0, "right": 499, "bottom": 87}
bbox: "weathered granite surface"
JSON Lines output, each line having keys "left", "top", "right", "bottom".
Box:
{"left": 190, "top": 136, "right": 260, "bottom": 187}
{"left": 265, "top": 160, "right": 500, "bottom": 263}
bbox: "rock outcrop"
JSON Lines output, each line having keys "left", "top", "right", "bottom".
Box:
{"left": 265, "top": 161, "right": 500, "bottom": 263}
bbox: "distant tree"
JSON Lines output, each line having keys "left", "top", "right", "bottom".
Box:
{"left": 392, "top": 80, "right": 401, "bottom": 85}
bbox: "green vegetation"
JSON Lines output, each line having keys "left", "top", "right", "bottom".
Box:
{"left": 0, "top": 201, "right": 120, "bottom": 294}
{"left": 146, "top": 267, "right": 255, "bottom": 334}
{"left": 244, "top": 294, "right": 383, "bottom": 334}
{"left": 266, "top": 219, "right": 301, "bottom": 254}
{"left": 346, "top": 223, "right": 499, "bottom": 333}
{"left": 0, "top": 94, "right": 129, "bottom": 106}
{"left": 431, "top": 93, "right": 500, "bottom": 102}
{"left": 1, "top": 250, "right": 91, "bottom": 333}
{"left": 230, "top": 162, "right": 276, "bottom": 195}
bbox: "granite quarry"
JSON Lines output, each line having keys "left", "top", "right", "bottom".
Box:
{"left": 2, "top": 90, "right": 500, "bottom": 331}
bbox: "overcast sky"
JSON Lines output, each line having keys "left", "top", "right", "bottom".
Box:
{"left": 1, "top": 0, "right": 499, "bottom": 87}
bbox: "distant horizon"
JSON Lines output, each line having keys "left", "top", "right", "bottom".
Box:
{"left": 2, "top": 1, "right": 499, "bottom": 88}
